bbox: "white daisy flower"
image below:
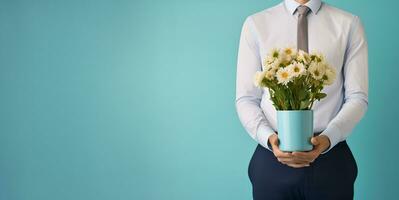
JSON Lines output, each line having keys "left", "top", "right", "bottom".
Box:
{"left": 276, "top": 67, "right": 293, "bottom": 85}
{"left": 308, "top": 62, "right": 326, "bottom": 80}
{"left": 272, "top": 58, "right": 283, "bottom": 68}
{"left": 279, "top": 47, "right": 295, "bottom": 65}
{"left": 296, "top": 50, "right": 311, "bottom": 65}
{"left": 309, "top": 51, "right": 325, "bottom": 63}
{"left": 323, "top": 67, "right": 337, "bottom": 85}
{"left": 263, "top": 48, "right": 283, "bottom": 70}
{"left": 268, "top": 48, "right": 281, "bottom": 60}
{"left": 253, "top": 71, "right": 267, "bottom": 87}
{"left": 282, "top": 47, "right": 297, "bottom": 59}
{"left": 289, "top": 62, "right": 306, "bottom": 78}
{"left": 265, "top": 70, "right": 275, "bottom": 80}
{"left": 263, "top": 56, "right": 280, "bottom": 71}
{"left": 270, "top": 64, "right": 280, "bottom": 76}
{"left": 262, "top": 56, "right": 275, "bottom": 71}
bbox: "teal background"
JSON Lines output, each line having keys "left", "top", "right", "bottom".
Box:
{"left": 0, "top": 0, "right": 398, "bottom": 199}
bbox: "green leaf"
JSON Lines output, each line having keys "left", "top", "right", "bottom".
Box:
{"left": 297, "top": 89, "right": 307, "bottom": 101}
{"left": 289, "top": 99, "right": 296, "bottom": 110}
{"left": 314, "top": 92, "right": 327, "bottom": 100}
{"left": 300, "top": 100, "right": 310, "bottom": 109}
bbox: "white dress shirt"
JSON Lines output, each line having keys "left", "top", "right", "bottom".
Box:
{"left": 235, "top": 0, "right": 368, "bottom": 154}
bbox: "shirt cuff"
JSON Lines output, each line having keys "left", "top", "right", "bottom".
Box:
{"left": 256, "top": 124, "right": 276, "bottom": 152}
{"left": 319, "top": 124, "right": 342, "bottom": 154}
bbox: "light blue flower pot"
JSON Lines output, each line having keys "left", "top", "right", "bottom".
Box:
{"left": 277, "top": 110, "right": 314, "bottom": 152}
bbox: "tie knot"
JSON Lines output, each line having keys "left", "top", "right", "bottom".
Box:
{"left": 297, "top": 5, "right": 310, "bottom": 16}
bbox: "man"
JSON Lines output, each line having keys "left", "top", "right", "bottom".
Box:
{"left": 235, "top": 0, "right": 368, "bottom": 199}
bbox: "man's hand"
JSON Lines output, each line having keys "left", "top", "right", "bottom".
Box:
{"left": 268, "top": 133, "right": 331, "bottom": 168}
{"left": 291, "top": 135, "right": 331, "bottom": 165}
{"left": 268, "top": 133, "right": 310, "bottom": 168}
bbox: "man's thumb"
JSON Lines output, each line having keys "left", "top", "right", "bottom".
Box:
{"left": 311, "top": 137, "right": 319, "bottom": 145}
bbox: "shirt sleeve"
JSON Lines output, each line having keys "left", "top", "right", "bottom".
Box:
{"left": 319, "top": 15, "right": 369, "bottom": 154}
{"left": 235, "top": 16, "right": 276, "bottom": 152}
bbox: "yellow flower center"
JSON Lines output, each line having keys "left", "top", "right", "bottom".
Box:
{"left": 285, "top": 49, "right": 292, "bottom": 55}
{"left": 294, "top": 66, "right": 300, "bottom": 73}
{"left": 282, "top": 72, "right": 289, "bottom": 79}
{"left": 314, "top": 70, "right": 320, "bottom": 76}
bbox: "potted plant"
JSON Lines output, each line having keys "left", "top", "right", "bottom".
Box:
{"left": 254, "top": 47, "right": 336, "bottom": 152}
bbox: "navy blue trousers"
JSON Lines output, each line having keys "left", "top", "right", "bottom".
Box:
{"left": 248, "top": 140, "right": 358, "bottom": 200}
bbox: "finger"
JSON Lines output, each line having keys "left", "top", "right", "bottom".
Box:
{"left": 277, "top": 157, "right": 310, "bottom": 163}
{"left": 293, "top": 148, "right": 321, "bottom": 157}
{"left": 274, "top": 150, "right": 294, "bottom": 158}
{"left": 311, "top": 137, "right": 320, "bottom": 145}
{"left": 291, "top": 155, "right": 315, "bottom": 163}
{"left": 285, "top": 161, "right": 310, "bottom": 166}
{"left": 285, "top": 162, "right": 310, "bottom": 168}
{"left": 276, "top": 153, "right": 308, "bottom": 161}
{"left": 284, "top": 159, "right": 310, "bottom": 165}
{"left": 287, "top": 164, "right": 310, "bottom": 168}
{"left": 273, "top": 148, "right": 295, "bottom": 158}
{"left": 284, "top": 155, "right": 312, "bottom": 163}
{"left": 291, "top": 151, "right": 315, "bottom": 162}
{"left": 277, "top": 156, "right": 310, "bottom": 164}
{"left": 270, "top": 140, "right": 293, "bottom": 158}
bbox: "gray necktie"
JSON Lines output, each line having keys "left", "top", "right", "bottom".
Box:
{"left": 297, "top": 5, "right": 311, "bottom": 53}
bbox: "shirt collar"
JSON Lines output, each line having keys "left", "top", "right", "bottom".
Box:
{"left": 284, "top": 0, "right": 322, "bottom": 15}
